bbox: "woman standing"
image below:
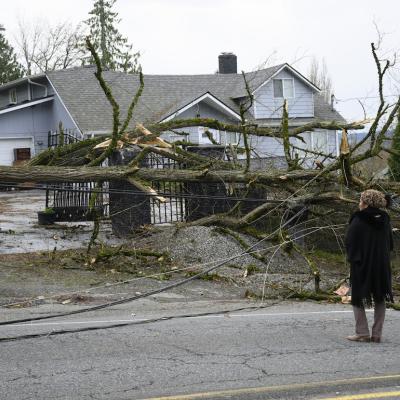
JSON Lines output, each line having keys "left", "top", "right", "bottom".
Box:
{"left": 345, "top": 189, "right": 394, "bottom": 343}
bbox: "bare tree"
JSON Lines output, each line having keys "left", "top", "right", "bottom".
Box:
{"left": 309, "top": 57, "right": 333, "bottom": 103}
{"left": 14, "top": 19, "right": 84, "bottom": 75}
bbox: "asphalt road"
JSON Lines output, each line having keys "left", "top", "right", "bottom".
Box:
{"left": 1, "top": 301, "right": 400, "bottom": 400}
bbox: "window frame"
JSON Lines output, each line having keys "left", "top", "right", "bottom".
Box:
{"left": 198, "top": 126, "right": 220, "bottom": 144}
{"left": 273, "top": 78, "right": 295, "bottom": 99}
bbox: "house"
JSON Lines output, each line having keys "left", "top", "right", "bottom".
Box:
{"left": 0, "top": 53, "right": 345, "bottom": 166}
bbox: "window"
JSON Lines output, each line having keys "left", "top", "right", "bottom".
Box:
{"left": 312, "top": 131, "right": 328, "bottom": 153}
{"left": 273, "top": 79, "right": 294, "bottom": 98}
{"left": 224, "top": 131, "right": 238, "bottom": 145}
{"left": 9, "top": 88, "right": 17, "bottom": 104}
{"left": 198, "top": 127, "right": 220, "bottom": 144}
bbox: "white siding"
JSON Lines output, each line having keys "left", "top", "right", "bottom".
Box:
{"left": 0, "top": 93, "right": 79, "bottom": 156}
{"left": 253, "top": 68, "right": 314, "bottom": 119}
{"left": 327, "top": 130, "right": 337, "bottom": 155}
{"left": 0, "top": 137, "right": 34, "bottom": 166}
{"left": 245, "top": 135, "right": 285, "bottom": 158}
{"left": 0, "top": 102, "right": 53, "bottom": 155}
{"left": 288, "top": 129, "right": 337, "bottom": 168}
{"left": 0, "top": 85, "right": 29, "bottom": 108}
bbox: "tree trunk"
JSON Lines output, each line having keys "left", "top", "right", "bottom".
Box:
{"left": 0, "top": 165, "right": 323, "bottom": 185}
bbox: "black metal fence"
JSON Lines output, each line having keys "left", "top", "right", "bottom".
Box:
{"left": 48, "top": 130, "right": 81, "bottom": 148}
{"left": 41, "top": 141, "right": 271, "bottom": 230}
{"left": 44, "top": 130, "right": 107, "bottom": 222}
{"left": 45, "top": 182, "right": 108, "bottom": 222}
{"left": 147, "top": 152, "right": 186, "bottom": 224}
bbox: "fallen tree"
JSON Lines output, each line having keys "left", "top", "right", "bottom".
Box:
{"left": 0, "top": 37, "right": 399, "bottom": 304}
{"left": 20, "top": 41, "right": 396, "bottom": 177}
{"left": 1, "top": 38, "right": 399, "bottom": 244}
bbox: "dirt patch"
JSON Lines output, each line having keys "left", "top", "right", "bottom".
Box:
{"left": 0, "top": 225, "right": 353, "bottom": 308}
{"left": 0, "top": 246, "right": 247, "bottom": 308}
{"left": 0, "top": 222, "right": 398, "bottom": 310}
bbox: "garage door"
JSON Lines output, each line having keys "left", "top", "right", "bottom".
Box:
{"left": 0, "top": 138, "right": 34, "bottom": 166}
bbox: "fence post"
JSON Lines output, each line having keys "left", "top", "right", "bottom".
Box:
{"left": 109, "top": 146, "right": 151, "bottom": 236}
{"left": 185, "top": 145, "right": 230, "bottom": 221}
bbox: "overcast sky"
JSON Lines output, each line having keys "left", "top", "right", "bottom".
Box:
{"left": 2, "top": 0, "right": 400, "bottom": 122}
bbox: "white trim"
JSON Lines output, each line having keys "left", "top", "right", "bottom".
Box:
{"left": 253, "top": 64, "right": 321, "bottom": 94}
{"left": 0, "top": 136, "right": 34, "bottom": 141}
{"left": 0, "top": 97, "right": 53, "bottom": 115}
{"left": 311, "top": 92, "right": 315, "bottom": 117}
{"left": 161, "top": 92, "right": 242, "bottom": 122}
{"left": 336, "top": 130, "right": 340, "bottom": 157}
{"left": 46, "top": 77, "right": 82, "bottom": 137}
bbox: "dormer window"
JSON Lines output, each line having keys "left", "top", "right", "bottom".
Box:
{"left": 9, "top": 88, "right": 17, "bottom": 105}
{"left": 273, "top": 79, "right": 294, "bottom": 98}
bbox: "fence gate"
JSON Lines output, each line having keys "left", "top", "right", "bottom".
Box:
{"left": 45, "top": 182, "right": 108, "bottom": 222}
{"left": 147, "top": 152, "right": 186, "bottom": 224}
{"left": 44, "top": 130, "right": 108, "bottom": 222}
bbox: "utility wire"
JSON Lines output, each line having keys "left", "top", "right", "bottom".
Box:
{"left": 0, "top": 222, "right": 347, "bottom": 309}
{"left": 0, "top": 301, "right": 287, "bottom": 343}
{"left": 0, "top": 221, "right": 350, "bottom": 342}
{"left": 0, "top": 207, "right": 306, "bottom": 327}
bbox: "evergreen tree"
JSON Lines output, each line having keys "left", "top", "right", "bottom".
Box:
{"left": 388, "top": 110, "right": 400, "bottom": 181}
{"left": 84, "top": 0, "right": 140, "bottom": 72}
{"left": 0, "top": 25, "right": 24, "bottom": 84}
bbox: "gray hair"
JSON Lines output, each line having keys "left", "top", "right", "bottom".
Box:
{"left": 360, "top": 189, "right": 387, "bottom": 209}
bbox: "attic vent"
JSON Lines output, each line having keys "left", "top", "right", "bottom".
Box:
{"left": 218, "top": 52, "right": 237, "bottom": 74}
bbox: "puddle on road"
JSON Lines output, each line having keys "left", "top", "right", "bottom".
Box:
{"left": 0, "top": 190, "right": 124, "bottom": 254}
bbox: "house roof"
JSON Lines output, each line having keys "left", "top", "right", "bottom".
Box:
{"left": 0, "top": 74, "right": 46, "bottom": 90}
{"left": 43, "top": 64, "right": 345, "bottom": 134}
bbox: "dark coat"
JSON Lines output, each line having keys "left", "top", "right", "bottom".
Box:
{"left": 345, "top": 207, "right": 393, "bottom": 307}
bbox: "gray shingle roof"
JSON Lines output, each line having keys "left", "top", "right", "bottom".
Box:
{"left": 46, "top": 64, "right": 345, "bottom": 134}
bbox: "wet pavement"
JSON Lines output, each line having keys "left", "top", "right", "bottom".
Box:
{"left": 0, "top": 189, "right": 122, "bottom": 254}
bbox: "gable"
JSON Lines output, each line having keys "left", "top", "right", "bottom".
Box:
{"left": 252, "top": 64, "right": 320, "bottom": 94}
{"left": 161, "top": 93, "right": 241, "bottom": 122}
{"left": 253, "top": 67, "right": 316, "bottom": 119}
